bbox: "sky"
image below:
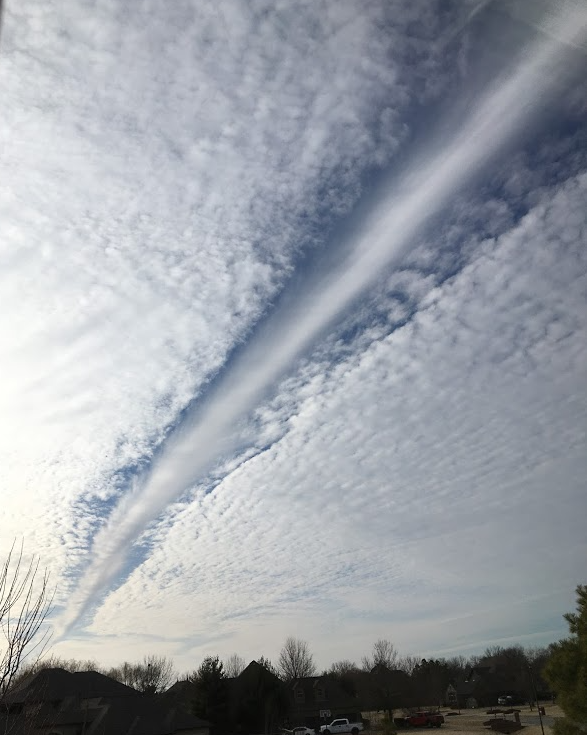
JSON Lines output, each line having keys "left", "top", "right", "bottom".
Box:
{"left": 1, "top": 0, "right": 586, "bottom": 676}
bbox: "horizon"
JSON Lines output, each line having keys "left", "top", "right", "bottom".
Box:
{"left": 15, "top": 636, "right": 560, "bottom": 683}
{"left": 1, "top": 0, "right": 586, "bottom": 676}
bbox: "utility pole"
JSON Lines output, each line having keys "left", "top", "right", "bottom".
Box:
{"left": 527, "top": 665, "right": 545, "bottom": 735}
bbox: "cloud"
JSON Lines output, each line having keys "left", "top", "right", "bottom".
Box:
{"left": 58, "top": 168, "right": 587, "bottom": 671}
{"left": 1, "top": 0, "right": 437, "bottom": 580}
{"left": 2, "top": 0, "right": 586, "bottom": 670}
{"left": 54, "top": 2, "right": 587, "bottom": 637}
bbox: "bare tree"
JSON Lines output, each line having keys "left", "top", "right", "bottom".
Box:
{"left": 138, "top": 654, "right": 175, "bottom": 693}
{"left": 362, "top": 639, "right": 399, "bottom": 671}
{"left": 278, "top": 637, "right": 316, "bottom": 681}
{"left": 329, "top": 659, "right": 360, "bottom": 676}
{"left": 107, "top": 654, "right": 175, "bottom": 694}
{"left": 327, "top": 660, "right": 361, "bottom": 698}
{"left": 106, "top": 661, "right": 136, "bottom": 688}
{"left": 224, "top": 653, "right": 246, "bottom": 678}
{"left": 397, "top": 654, "right": 420, "bottom": 675}
{"left": 0, "top": 542, "right": 54, "bottom": 697}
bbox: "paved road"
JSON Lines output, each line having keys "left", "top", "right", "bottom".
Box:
{"left": 521, "top": 715, "right": 555, "bottom": 727}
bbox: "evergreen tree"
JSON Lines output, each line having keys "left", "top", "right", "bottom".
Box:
{"left": 190, "top": 655, "right": 228, "bottom": 727}
{"left": 544, "top": 585, "right": 587, "bottom": 735}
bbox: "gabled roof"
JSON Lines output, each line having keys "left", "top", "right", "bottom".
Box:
{"left": 2, "top": 668, "right": 209, "bottom": 735}
{"left": 90, "top": 695, "right": 209, "bottom": 735}
{"left": 288, "top": 673, "right": 359, "bottom": 707}
{"left": 229, "top": 660, "right": 284, "bottom": 707}
{"left": 241, "top": 660, "right": 282, "bottom": 680}
{"left": 4, "top": 667, "right": 75, "bottom": 702}
{"left": 3, "top": 667, "right": 139, "bottom": 703}
{"left": 73, "top": 670, "right": 141, "bottom": 697}
{"left": 163, "top": 679, "right": 193, "bottom": 699}
{"left": 160, "top": 679, "right": 196, "bottom": 712}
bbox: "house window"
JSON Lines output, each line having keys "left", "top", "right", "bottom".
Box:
{"left": 315, "top": 687, "right": 326, "bottom": 701}
{"left": 295, "top": 688, "right": 305, "bottom": 703}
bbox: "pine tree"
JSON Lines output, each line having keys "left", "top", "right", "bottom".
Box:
{"left": 544, "top": 585, "right": 587, "bottom": 735}
{"left": 190, "top": 655, "right": 228, "bottom": 725}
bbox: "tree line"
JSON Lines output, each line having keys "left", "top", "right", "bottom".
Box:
{"left": 1, "top": 544, "right": 584, "bottom": 734}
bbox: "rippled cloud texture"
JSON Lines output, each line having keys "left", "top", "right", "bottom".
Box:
{"left": 1, "top": 0, "right": 586, "bottom": 670}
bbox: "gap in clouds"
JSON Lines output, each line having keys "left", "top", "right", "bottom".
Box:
{"left": 26, "top": 0, "right": 506, "bottom": 603}
{"left": 52, "top": 2, "right": 587, "bottom": 640}
{"left": 271, "top": 108, "right": 587, "bottom": 377}
{"left": 0, "top": 0, "right": 495, "bottom": 589}
{"left": 82, "top": 161, "right": 587, "bottom": 661}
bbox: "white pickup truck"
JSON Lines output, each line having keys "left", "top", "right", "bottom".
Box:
{"left": 320, "top": 719, "right": 364, "bottom": 735}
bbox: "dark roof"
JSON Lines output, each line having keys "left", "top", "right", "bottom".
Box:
{"left": 240, "top": 660, "right": 282, "bottom": 684}
{"left": 4, "top": 667, "right": 138, "bottom": 703}
{"left": 2, "top": 668, "right": 209, "bottom": 735}
{"left": 91, "top": 695, "right": 209, "bottom": 735}
{"left": 160, "top": 679, "right": 196, "bottom": 712}
{"left": 164, "top": 679, "right": 194, "bottom": 698}
{"left": 4, "top": 667, "right": 76, "bottom": 702}
{"left": 288, "top": 673, "right": 360, "bottom": 708}
{"left": 72, "top": 670, "right": 141, "bottom": 697}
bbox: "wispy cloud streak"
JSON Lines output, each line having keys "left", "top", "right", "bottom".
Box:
{"left": 58, "top": 2, "right": 587, "bottom": 636}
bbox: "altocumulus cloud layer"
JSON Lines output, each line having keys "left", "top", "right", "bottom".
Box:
{"left": 1, "top": 0, "right": 586, "bottom": 670}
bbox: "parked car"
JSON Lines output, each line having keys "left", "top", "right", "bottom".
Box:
{"left": 320, "top": 718, "right": 364, "bottom": 735}
{"left": 293, "top": 728, "right": 315, "bottom": 735}
{"left": 394, "top": 711, "right": 445, "bottom": 728}
{"left": 497, "top": 695, "right": 525, "bottom": 706}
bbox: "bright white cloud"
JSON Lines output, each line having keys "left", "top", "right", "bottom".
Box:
{"left": 58, "top": 169, "right": 587, "bottom": 671}
{"left": 0, "top": 0, "right": 428, "bottom": 579}
{"left": 1, "top": 0, "right": 586, "bottom": 672}
{"left": 55, "top": 0, "right": 587, "bottom": 637}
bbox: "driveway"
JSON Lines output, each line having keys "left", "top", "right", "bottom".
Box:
{"left": 521, "top": 715, "right": 555, "bottom": 727}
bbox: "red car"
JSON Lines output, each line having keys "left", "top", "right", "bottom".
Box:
{"left": 395, "top": 712, "right": 445, "bottom": 728}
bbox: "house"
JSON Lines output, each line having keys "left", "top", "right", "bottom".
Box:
{"left": 286, "top": 675, "right": 361, "bottom": 728}
{"left": 163, "top": 678, "right": 196, "bottom": 712}
{"left": 162, "top": 660, "right": 286, "bottom": 735}
{"left": 453, "top": 656, "right": 532, "bottom": 708}
{"left": 350, "top": 666, "right": 415, "bottom": 712}
{"left": 445, "top": 684, "right": 458, "bottom": 708}
{"left": 228, "top": 660, "right": 287, "bottom": 735}
{"left": 0, "top": 667, "right": 210, "bottom": 735}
